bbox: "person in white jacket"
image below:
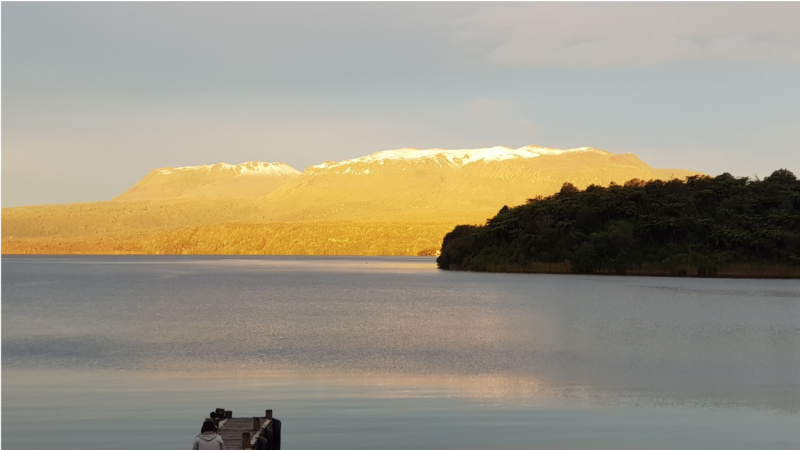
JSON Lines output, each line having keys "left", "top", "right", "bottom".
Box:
{"left": 193, "top": 419, "right": 224, "bottom": 450}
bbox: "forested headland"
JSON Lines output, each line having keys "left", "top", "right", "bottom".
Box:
{"left": 437, "top": 170, "right": 800, "bottom": 278}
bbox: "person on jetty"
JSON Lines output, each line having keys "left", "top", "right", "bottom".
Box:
{"left": 193, "top": 419, "right": 224, "bottom": 450}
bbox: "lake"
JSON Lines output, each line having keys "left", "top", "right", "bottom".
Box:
{"left": 2, "top": 255, "right": 799, "bottom": 449}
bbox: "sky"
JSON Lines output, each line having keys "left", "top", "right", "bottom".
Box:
{"left": 2, "top": 2, "right": 800, "bottom": 207}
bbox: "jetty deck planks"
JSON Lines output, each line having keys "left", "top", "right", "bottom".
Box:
{"left": 212, "top": 409, "right": 274, "bottom": 450}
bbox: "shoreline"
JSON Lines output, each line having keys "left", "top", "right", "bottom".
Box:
{"left": 441, "top": 262, "right": 800, "bottom": 279}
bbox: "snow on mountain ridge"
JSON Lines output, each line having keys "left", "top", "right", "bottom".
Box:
{"left": 156, "top": 162, "right": 300, "bottom": 177}
{"left": 312, "top": 146, "right": 609, "bottom": 170}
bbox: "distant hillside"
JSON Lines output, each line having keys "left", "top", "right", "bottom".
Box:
{"left": 256, "top": 146, "right": 700, "bottom": 223}
{"left": 1, "top": 220, "right": 451, "bottom": 256}
{"left": 114, "top": 161, "right": 300, "bottom": 201}
{"left": 2, "top": 145, "right": 702, "bottom": 256}
{"left": 437, "top": 170, "right": 800, "bottom": 278}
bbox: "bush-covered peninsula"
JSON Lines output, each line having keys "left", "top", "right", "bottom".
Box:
{"left": 437, "top": 170, "right": 800, "bottom": 278}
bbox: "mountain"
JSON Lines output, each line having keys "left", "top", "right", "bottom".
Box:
{"left": 114, "top": 161, "right": 300, "bottom": 201}
{"left": 1, "top": 145, "right": 703, "bottom": 256}
{"left": 259, "top": 145, "right": 700, "bottom": 223}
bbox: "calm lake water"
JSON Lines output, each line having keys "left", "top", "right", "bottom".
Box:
{"left": 2, "top": 255, "right": 799, "bottom": 449}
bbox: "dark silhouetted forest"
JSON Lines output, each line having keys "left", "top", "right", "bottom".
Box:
{"left": 437, "top": 170, "right": 800, "bottom": 278}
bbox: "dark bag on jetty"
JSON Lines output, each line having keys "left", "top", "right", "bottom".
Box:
{"left": 255, "top": 422, "right": 276, "bottom": 450}
{"left": 271, "top": 418, "right": 281, "bottom": 450}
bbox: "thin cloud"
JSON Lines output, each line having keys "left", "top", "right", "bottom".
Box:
{"left": 451, "top": 3, "right": 800, "bottom": 67}
{"left": 468, "top": 98, "right": 518, "bottom": 119}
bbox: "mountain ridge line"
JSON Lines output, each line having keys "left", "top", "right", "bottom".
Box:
{"left": 2, "top": 144, "right": 703, "bottom": 255}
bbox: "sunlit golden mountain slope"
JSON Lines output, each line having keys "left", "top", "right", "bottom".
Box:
{"left": 114, "top": 161, "right": 300, "bottom": 201}
{"left": 2, "top": 146, "right": 702, "bottom": 255}
{"left": 258, "top": 146, "right": 699, "bottom": 223}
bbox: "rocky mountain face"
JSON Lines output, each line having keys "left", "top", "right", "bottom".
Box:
{"left": 1, "top": 145, "right": 703, "bottom": 255}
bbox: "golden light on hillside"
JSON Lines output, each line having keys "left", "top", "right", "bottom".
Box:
{"left": 1, "top": 146, "right": 702, "bottom": 255}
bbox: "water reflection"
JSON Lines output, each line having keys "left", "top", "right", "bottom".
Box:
{"left": 4, "top": 367, "right": 799, "bottom": 450}
{"left": 3, "top": 255, "right": 799, "bottom": 415}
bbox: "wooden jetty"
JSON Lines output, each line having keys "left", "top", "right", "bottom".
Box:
{"left": 208, "top": 408, "right": 281, "bottom": 450}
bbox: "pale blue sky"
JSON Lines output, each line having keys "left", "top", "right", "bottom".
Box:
{"left": 3, "top": 2, "right": 800, "bottom": 207}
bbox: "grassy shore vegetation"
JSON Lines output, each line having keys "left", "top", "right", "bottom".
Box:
{"left": 437, "top": 170, "right": 800, "bottom": 278}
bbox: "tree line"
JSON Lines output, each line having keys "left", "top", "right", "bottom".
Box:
{"left": 3, "top": 221, "right": 452, "bottom": 257}
{"left": 437, "top": 170, "right": 800, "bottom": 277}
